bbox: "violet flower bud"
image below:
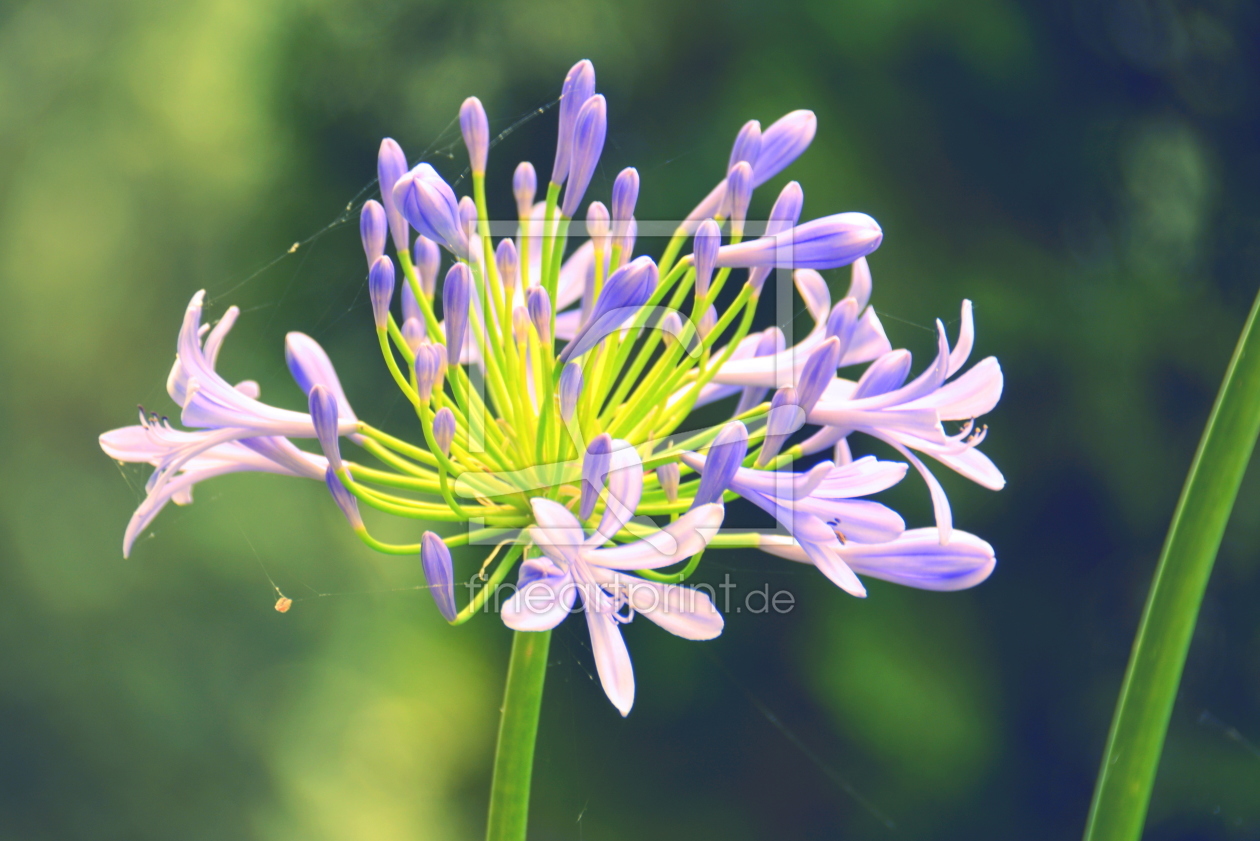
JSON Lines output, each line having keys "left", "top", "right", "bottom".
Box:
{"left": 586, "top": 201, "right": 611, "bottom": 252}
{"left": 413, "top": 235, "right": 440, "bottom": 298}
{"left": 526, "top": 285, "right": 552, "bottom": 346}
{"left": 692, "top": 422, "right": 748, "bottom": 507}
{"left": 825, "top": 297, "right": 860, "bottom": 357}
{"left": 728, "top": 119, "right": 762, "bottom": 172}
{"left": 394, "top": 169, "right": 469, "bottom": 257}
{"left": 378, "top": 138, "right": 411, "bottom": 253}
{"left": 581, "top": 433, "right": 613, "bottom": 519}
{"left": 561, "top": 94, "right": 607, "bottom": 218}
{"left": 611, "top": 167, "right": 639, "bottom": 242}
{"left": 496, "top": 237, "right": 519, "bottom": 299}
{"left": 757, "top": 387, "right": 802, "bottom": 467}
{"left": 753, "top": 110, "right": 816, "bottom": 187}
{"left": 368, "top": 255, "right": 395, "bottom": 330}
{"left": 458, "top": 195, "right": 477, "bottom": 240}
{"left": 558, "top": 362, "right": 583, "bottom": 423}
{"left": 401, "top": 316, "right": 426, "bottom": 355}
{"left": 459, "top": 96, "right": 489, "bottom": 174}
{"left": 414, "top": 342, "right": 445, "bottom": 402}
{"left": 512, "top": 306, "right": 531, "bottom": 344}
{"left": 734, "top": 325, "right": 786, "bottom": 415}
{"left": 851, "top": 349, "right": 912, "bottom": 400}
{"left": 693, "top": 219, "right": 721, "bottom": 302}
{"left": 551, "top": 59, "right": 596, "bottom": 185}
{"left": 748, "top": 181, "right": 805, "bottom": 292}
{"left": 796, "top": 336, "right": 842, "bottom": 414}
{"left": 325, "top": 468, "right": 364, "bottom": 530}
{"left": 432, "top": 406, "right": 455, "bottom": 457}
{"left": 442, "top": 263, "right": 471, "bottom": 366}
{"left": 727, "top": 161, "right": 754, "bottom": 233}
{"left": 420, "top": 531, "right": 458, "bottom": 622}
{"left": 656, "top": 462, "right": 680, "bottom": 504}
{"left": 558, "top": 255, "right": 658, "bottom": 364}
{"left": 513, "top": 161, "right": 537, "bottom": 218}
{"left": 715, "top": 213, "right": 883, "bottom": 271}
{"left": 360, "top": 200, "right": 387, "bottom": 266}
{"left": 308, "top": 384, "right": 342, "bottom": 472}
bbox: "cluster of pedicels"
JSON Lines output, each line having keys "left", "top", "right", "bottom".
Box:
{"left": 101, "top": 59, "right": 1004, "bottom": 715}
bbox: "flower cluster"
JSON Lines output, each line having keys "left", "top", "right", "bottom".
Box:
{"left": 101, "top": 59, "right": 1004, "bottom": 716}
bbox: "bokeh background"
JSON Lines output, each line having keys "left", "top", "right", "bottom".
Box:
{"left": 2, "top": 0, "right": 1259, "bottom": 838}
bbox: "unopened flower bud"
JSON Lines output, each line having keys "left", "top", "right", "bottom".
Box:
{"left": 825, "top": 297, "right": 860, "bottom": 358}
{"left": 420, "top": 531, "right": 457, "bottom": 621}
{"left": 692, "top": 422, "right": 748, "bottom": 508}
{"left": 693, "top": 219, "right": 721, "bottom": 301}
{"left": 496, "top": 238, "right": 519, "bottom": 299}
{"left": 369, "top": 255, "right": 395, "bottom": 330}
{"left": 401, "top": 316, "right": 426, "bottom": 355}
{"left": 360, "top": 200, "right": 387, "bottom": 266}
{"left": 526, "top": 285, "right": 552, "bottom": 346}
{"left": 611, "top": 167, "right": 639, "bottom": 244}
{"left": 796, "top": 336, "right": 841, "bottom": 415}
{"left": 581, "top": 433, "right": 613, "bottom": 520}
{"left": 459, "top": 96, "right": 489, "bottom": 173}
{"left": 442, "top": 263, "right": 471, "bottom": 366}
{"left": 551, "top": 59, "right": 596, "bottom": 185}
{"left": 727, "top": 161, "right": 754, "bottom": 234}
{"left": 414, "top": 342, "right": 445, "bottom": 402}
{"left": 561, "top": 94, "right": 606, "bottom": 217}
{"left": 728, "top": 119, "right": 762, "bottom": 172}
{"left": 757, "top": 387, "right": 802, "bottom": 467}
{"left": 586, "top": 201, "right": 610, "bottom": 252}
{"left": 432, "top": 406, "right": 455, "bottom": 457}
{"left": 513, "top": 161, "right": 537, "bottom": 218}
{"left": 378, "top": 138, "right": 410, "bottom": 253}
{"left": 558, "top": 362, "right": 583, "bottom": 423}
{"left": 309, "top": 385, "right": 341, "bottom": 472}
{"left": 698, "top": 305, "right": 717, "bottom": 340}
{"left": 512, "top": 306, "right": 531, "bottom": 344}
{"left": 325, "top": 467, "right": 364, "bottom": 530}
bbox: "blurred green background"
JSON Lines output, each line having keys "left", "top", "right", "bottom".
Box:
{"left": 2, "top": 0, "right": 1259, "bottom": 838}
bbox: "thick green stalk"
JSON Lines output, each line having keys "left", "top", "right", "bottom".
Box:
{"left": 1083, "top": 285, "right": 1260, "bottom": 841}
{"left": 486, "top": 630, "right": 552, "bottom": 841}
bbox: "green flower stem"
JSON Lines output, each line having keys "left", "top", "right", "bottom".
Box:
{"left": 485, "top": 629, "right": 551, "bottom": 841}
{"left": 1083, "top": 286, "right": 1260, "bottom": 841}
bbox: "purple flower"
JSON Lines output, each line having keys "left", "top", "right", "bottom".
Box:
{"left": 728, "top": 119, "right": 762, "bottom": 171}
{"left": 309, "top": 384, "right": 342, "bottom": 472}
{"left": 748, "top": 181, "right": 805, "bottom": 292}
{"left": 796, "top": 336, "right": 841, "bottom": 414}
{"left": 496, "top": 237, "right": 519, "bottom": 298}
{"left": 526, "top": 284, "right": 552, "bottom": 346}
{"left": 502, "top": 460, "right": 725, "bottom": 715}
{"left": 805, "top": 301, "right": 1005, "bottom": 542}
{"left": 726, "top": 161, "right": 754, "bottom": 232}
{"left": 551, "top": 60, "right": 597, "bottom": 185}
{"left": 413, "top": 341, "right": 445, "bottom": 402}
{"left": 561, "top": 94, "right": 607, "bottom": 218}
{"left": 756, "top": 386, "right": 802, "bottom": 467}
{"left": 586, "top": 201, "right": 610, "bottom": 252}
{"left": 581, "top": 434, "right": 613, "bottom": 520}
{"left": 325, "top": 467, "right": 365, "bottom": 530}
{"left": 682, "top": 454, "right": 909, "bottom": 597}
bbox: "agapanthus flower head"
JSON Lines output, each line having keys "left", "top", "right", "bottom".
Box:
{"left": 102, "top": 58, "right": 1005, "bottom": 717}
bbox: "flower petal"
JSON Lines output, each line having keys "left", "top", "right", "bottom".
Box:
{"left": 840, "top": 528, "right": 996, "bottom": 591}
